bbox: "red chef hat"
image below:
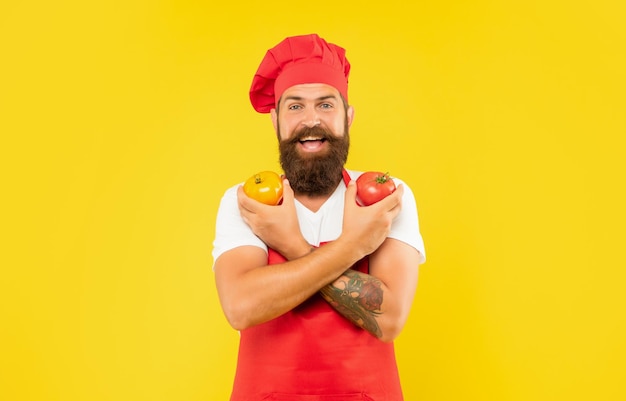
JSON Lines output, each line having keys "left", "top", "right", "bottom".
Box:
{"left": 249, "top": 34, "right": 351, "bottom": 113}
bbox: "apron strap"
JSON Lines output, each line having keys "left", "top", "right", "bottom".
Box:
{"left": 341, "top": 168, "right": 352, "bottom": 187}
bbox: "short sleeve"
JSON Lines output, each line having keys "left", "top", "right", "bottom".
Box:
{"left": 212, "top": 185, "right": 267, "bottom": 266}
{"left": 388, "top": 178, "right": 426, "bottom": 264}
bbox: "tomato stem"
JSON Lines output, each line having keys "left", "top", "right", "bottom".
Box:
{"left": 375, "top": 172, "right": 391, "bottom": 184}
{"left": 254, "top": 174, "right": 261, "bottom": 184}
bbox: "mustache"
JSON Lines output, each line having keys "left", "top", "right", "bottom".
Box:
{"left": 285, "top": 125, "right": 337, "bottom": 144}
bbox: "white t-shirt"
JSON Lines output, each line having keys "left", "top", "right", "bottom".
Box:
{"left": 212, "top": 169, "right": 426, "bottom": 264}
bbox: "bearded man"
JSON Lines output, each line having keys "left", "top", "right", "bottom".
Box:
{"left": 212, "top": 34, "right": 426, "bottom": 401}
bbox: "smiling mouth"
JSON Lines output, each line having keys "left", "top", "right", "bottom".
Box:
{"left": 298, "top": 136, "right": 327, "bottom": 151}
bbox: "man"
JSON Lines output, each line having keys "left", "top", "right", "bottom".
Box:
{"left": 213, "top": 34, "right": 426, "bottom": 401}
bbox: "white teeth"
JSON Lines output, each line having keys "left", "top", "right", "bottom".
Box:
{"left": 301, "top": 136, "right": 322, "bottom": 141}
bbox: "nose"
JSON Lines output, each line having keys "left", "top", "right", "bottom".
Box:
{"left": 302, "top": 108, "right": 321, "bottom": 128}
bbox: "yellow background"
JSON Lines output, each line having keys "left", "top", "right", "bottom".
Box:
{"left": 2, "top": 1, "right": 625, "bottom": 400}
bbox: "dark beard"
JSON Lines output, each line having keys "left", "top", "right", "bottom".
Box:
{"left": 279, "top": 123, "right": 349, "bottom": 196}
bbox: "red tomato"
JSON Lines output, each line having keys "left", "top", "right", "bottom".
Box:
{"left": 243, "top": 171, "right": 284, "bottom": 205}
{"left": 355, "top": 171, "right": 396, "bottom": 206}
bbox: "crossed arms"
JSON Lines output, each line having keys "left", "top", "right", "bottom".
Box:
{"left": 213, "top": 179, "right": 422, "bottom": 342}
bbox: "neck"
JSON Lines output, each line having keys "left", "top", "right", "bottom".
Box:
{"left": 294, "top": 192, "right": 332, "bottom": 213}
{"left": 293, "top": 175, "right": 344, "bottom": 212}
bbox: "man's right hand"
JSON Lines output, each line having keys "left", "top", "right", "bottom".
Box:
{"left": 237, "top": 178, "right": 310, "bottom": 260}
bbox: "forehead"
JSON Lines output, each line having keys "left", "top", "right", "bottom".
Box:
{"left": 280, "top": 83, "right": 341, "bottom": 101}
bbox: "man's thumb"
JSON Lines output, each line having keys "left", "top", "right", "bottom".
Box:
{"left": 344, "top": 180, "right": 357, "bottom": 201}
{"left": 281, "top": 178, "right": 294, "bottom": 202}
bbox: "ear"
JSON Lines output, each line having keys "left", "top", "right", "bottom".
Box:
{"left": 270, "top": 108, "right": 278, "bottom": 133}
{"left": 346, "top": 105, "right": 355, "bottom": 128}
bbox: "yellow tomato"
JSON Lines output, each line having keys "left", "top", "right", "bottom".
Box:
{"left": 243, "top": 171, "right": 284, "bottom": 205}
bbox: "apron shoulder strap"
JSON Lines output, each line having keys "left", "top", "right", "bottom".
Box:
{"left": 341, "top": 168, "right": 352, "bottom": 186}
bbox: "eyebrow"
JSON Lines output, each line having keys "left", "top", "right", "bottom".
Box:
{"left": 283, "top": 94, "right": 338, "bottom": 102}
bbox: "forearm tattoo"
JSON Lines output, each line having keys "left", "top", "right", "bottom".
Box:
{"left": 319, "top": 269, "right": 383, "bottom": 338}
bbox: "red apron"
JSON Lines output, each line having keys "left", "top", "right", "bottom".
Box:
{"left": 229, "top": 171, "right": 404, "bottom": 401}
